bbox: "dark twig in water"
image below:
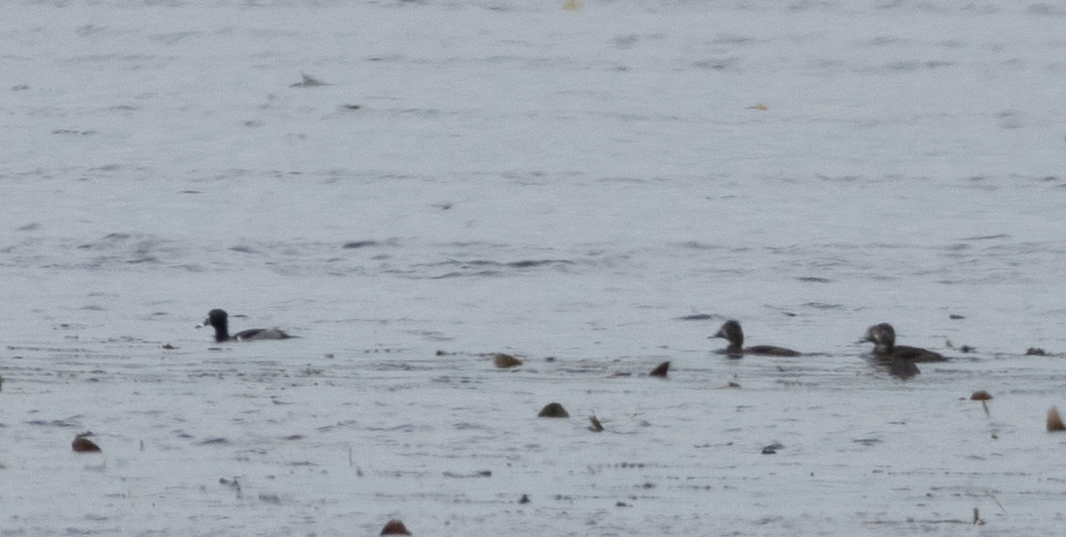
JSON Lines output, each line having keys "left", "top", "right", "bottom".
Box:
{"left": 588, "top": 415, "right": 604, "bottom": 432}
{"left": 985, "top": 491, "right": 1006, "bottom": 513}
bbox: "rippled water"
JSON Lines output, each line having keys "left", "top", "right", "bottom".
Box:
{"left": 3, "top": 0, "right": 1066, "bottom": 535}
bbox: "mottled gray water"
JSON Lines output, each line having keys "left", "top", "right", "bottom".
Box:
{"left": 3, "top": 0, "right": 1066, "bottom": 535}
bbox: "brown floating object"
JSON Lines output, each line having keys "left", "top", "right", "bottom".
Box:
{"left": 649, "top": 361, "right": 669, "bottom": 377}
{"left": 72, "top": 435, "right": 101, "bottom": 453}
{"left": 1048, "top": 407, "right": 1066, "bottom": 432}
{"left": 970, "top": 390, "right": 992, "bottom": 401}
{"left": 493, "top": 353, "right": 522, "bottom": 369}
{"left": 538, "top": 402, "right": 569, "bottom": 418}
{"left": 380, "top": 519, "right": 411, "bottom": 535}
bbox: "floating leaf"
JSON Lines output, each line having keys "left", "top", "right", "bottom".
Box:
{"left": 381, "top": 519, "right": 411, "bottom": 535}
{"left": 1048, "top": 406, "right": 1066, "bottom": 432}
{"left": 493, "top": 353, "right": 523, "bottom": 369}
{"left": 72, "top": 435, "right": 101, "bottom": 453}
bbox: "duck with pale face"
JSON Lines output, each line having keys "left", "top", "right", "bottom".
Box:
{"left": 712, "top": 320, "right": 801, "bottom": 357}
{"left": 862, "top": 323, "right": 945, "bottom": 362}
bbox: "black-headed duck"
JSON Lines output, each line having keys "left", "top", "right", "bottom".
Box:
{"left": 197, "top": 309, "right": 294, "bottom": 342}
{"left": 712, "top": 320, "right": 800, "bottom": 357}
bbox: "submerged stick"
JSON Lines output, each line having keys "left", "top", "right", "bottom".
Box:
{"left": 588, "top": 415, "right": 604, "bottom": 432}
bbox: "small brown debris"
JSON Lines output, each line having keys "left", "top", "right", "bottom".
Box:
{"left": 380, "top": 519, "right": 411, "bottom": 535}
{"left": 493, "top": 353, "right": 523, "bottom": 369}
{"left": 1048, "top": 407, "right": 1066, "bottom": 432}
{"left": 588, "top": 415, "right": 604, "bottom": 432}
{"left": 72, "top": 434, "right": 101, "bottom": 453}
{"left": 970, "top": 391, "right": 992, "bottom": 401}
{"left": 538, "top": 402, "right": 569, "bottom": 418}
{"left": 649, "top": 361, "right": 669, "bottom": 378}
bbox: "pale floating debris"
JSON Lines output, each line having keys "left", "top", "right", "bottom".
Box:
{"left": 290, "top": 72, "right": 330, "bottom": 87}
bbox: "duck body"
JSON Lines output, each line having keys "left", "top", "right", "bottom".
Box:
{"left": 863, "top": 323, "right": 945, "bottom": 362}
{"left": 197, "top": 309, "right": 294, "bottom": 342}
{"left": 712, "top": 320, "right": 801, "bottom": 357}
